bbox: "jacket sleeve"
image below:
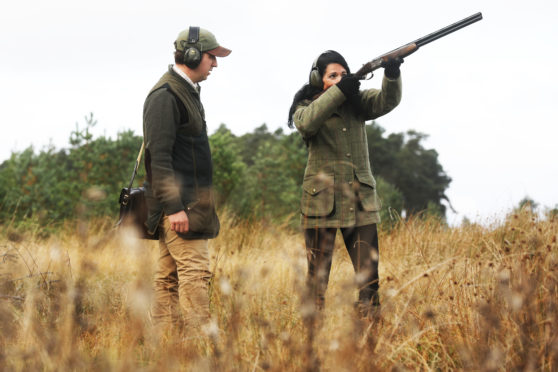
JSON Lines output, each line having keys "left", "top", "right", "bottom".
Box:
{"left": 359, "top": 75, "right": 402, "bottom": 121}
{"left": 143, "top": 88, "right": 184, "bottom": 216}
{"left": 293, "top": 85, "right": 346, "bottom": 138}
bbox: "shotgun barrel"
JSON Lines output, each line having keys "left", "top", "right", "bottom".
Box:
{"left": 354, "top": 12, "right": 483, "bottom": 79}
{"left": 415, "top": 12, "right": 483, "bottom": 48}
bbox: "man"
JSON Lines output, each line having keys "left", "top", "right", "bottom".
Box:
{"left": 143, "top": 26, "right": 231, "bottom": 331}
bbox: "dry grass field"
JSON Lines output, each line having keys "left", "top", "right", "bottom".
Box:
{"left": 1, "top": 208, "right": 557, "bottom": 371}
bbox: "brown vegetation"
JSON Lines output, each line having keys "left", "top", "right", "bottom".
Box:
{"left": 1, "top": 208, "right": 557, "bottom": 371}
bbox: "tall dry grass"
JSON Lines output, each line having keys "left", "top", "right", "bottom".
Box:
{"left": 1, "top": 208, "right": 557, "bottom": 371}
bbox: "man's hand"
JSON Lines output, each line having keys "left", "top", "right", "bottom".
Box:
{"left": 168, "top": 210, "right": 189, "bottom": 233}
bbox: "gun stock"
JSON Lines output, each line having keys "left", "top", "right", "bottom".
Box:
{"left": 355, "top": 12, "right": 483, "bottom": 79}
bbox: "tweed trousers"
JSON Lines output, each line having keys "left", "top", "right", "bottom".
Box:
{"left": 152, "top": 216, "right": 211, "bottom": 330}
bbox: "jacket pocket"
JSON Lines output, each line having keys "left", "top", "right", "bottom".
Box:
{"left": 184, "top": 199, "right": 218, "bottom": 234}
{"left": 300, "top": 174, "right": 334, "bottom": 217}
{"left": 355, "top": 172, "right": 382, "bottom": 212}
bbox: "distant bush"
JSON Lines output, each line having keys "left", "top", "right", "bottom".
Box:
{"left": 0, "top": 114, "right": 144, "bottom": 227}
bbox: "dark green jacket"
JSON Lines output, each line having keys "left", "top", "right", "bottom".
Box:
{"left": 143, "top": 66, "right": 219, "bottom": 239}
{"left": 294, "top": 75, "right": 402, "bottom": 228}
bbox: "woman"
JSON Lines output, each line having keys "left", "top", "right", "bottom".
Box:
{"left": 288, "top": 50, "right": 402, "bottom": 318}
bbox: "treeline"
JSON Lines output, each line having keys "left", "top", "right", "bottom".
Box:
{"left": 0, "top": 114, "right": 453, "bottom": 229}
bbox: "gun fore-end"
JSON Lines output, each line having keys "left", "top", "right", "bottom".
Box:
{"left": 355, "top": 43, "right": 418, "bottom": 79}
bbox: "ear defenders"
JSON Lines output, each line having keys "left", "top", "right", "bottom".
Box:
{"left": 309, "top": 56, "right": 322, "bottom": 88}
{"left": 183, "top": 26, "right": 202, "bottom": 69}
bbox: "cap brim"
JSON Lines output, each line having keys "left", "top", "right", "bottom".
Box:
{"left": 207, "top": 46, "right": 231, "bottom": 57}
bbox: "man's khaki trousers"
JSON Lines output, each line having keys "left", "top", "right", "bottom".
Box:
{"left": 152, "top": 216, "right": 211, "bottom": 329}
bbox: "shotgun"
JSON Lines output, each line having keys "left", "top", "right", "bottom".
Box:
{"left": 355, "top": 12, "right": 483, "bottom": 79}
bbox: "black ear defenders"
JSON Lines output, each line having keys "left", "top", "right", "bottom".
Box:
{"left": 183, "top": 26, "right": 202, "bottom": 69}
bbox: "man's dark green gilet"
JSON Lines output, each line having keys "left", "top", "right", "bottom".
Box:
{"left": 144, "top": 66, "right": 219, "bottom": 240}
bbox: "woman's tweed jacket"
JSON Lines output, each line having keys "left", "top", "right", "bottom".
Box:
{"left": 293, "top": 75, "right": 402, "bottom": 228}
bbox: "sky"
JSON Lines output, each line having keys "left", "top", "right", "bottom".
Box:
{"left": 1, "top": 0, "right": 557, "bottom": 225}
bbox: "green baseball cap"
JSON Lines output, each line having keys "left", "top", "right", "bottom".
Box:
{"left": 174, "top": 27, "right": 231, "bottom": 57}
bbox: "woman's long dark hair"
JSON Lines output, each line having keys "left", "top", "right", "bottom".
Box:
{"left": 287, "top": 50, "right": 351, "bottom": 128}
